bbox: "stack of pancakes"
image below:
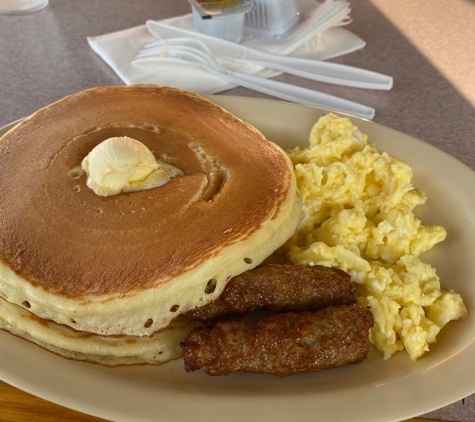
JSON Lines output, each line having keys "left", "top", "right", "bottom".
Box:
{"left": 0, "top": 85, "right": 301, "bottom": 365}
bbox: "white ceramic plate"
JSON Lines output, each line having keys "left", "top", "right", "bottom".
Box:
{"left": 0, "top": 96, "right": 474, "bottom": 422}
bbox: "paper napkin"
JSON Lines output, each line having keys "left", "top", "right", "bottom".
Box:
{"left": 87, "top": 3, "right": 365, "bottom": 95}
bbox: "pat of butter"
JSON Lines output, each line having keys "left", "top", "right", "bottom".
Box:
{"left": 81, "top": 136, "right": 182, "bottom": 197}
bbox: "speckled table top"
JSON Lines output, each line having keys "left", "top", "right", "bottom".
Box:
{"left": 0, "top": 0, "right": 474, "bottom": 421}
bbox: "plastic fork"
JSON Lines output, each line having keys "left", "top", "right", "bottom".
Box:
{"left": 138, "top": 37, "right": 392, "bottom": 90}
{"left": 132, "top": 46, "right": 375, "bottom": 119}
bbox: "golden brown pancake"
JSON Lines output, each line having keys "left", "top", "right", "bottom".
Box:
{"left": 0, "top": 85, "right": 300, "bottom": 337}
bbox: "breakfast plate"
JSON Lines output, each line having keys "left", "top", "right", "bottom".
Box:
{"left": 0, "top": 95, "right": 474, "bottom": 422}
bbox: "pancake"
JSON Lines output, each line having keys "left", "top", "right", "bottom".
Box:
{"left": 0, "top": 85, "right": 301, "bottom": 337}
{"left": 0, "top": 297, "right": 200, "bottom": 365}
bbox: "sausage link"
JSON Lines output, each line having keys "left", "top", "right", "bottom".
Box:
{"left": 185, "top": 264, "right": 356, "bottom": 321}
{"left": 182, "top": 304, "right": 373, "bottom": 377}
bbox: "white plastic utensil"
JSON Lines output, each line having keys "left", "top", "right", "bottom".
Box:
{"left": 132, "top": 47, "right": 375, "bottom": 119}
{"left": 280, "top": 0, "right": 351, "bottom": 54}
{"left": 138, "top": 37, "right": 392, "bottom": 90}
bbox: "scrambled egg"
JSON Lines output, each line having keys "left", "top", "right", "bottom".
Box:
{"left": 285, "top": 113, "right": 467, "bottom": 361}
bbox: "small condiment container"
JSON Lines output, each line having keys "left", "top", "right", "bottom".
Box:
{"left": 188, "top": 0, "right": 254, "bottom": 43}
{"left": 244, "top": 0, "right": 300, "bottom": 39}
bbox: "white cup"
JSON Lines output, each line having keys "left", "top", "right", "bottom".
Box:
{"left": 0, "top": 0, "right": 48, "bottom": 14}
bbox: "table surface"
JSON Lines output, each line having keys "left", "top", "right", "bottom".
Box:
{"left": 0, "top": 0, "right": 474, "bottom": 421}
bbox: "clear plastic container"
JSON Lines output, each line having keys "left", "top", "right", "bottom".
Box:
{"left": 244, "top": 0, "right": 300, "bottom": 39}
{"left": 0, "top": 0, "right": 48, "bottom": 14}
{"left": 190, "top": 0, "right": 253, "bottom": 43}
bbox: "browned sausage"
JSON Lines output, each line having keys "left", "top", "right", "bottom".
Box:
{"left": 182, "top": 304, "right": 373, "bottom": 377}
{"left": 185, "top": 264, "right": 355, "bottom": 321}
